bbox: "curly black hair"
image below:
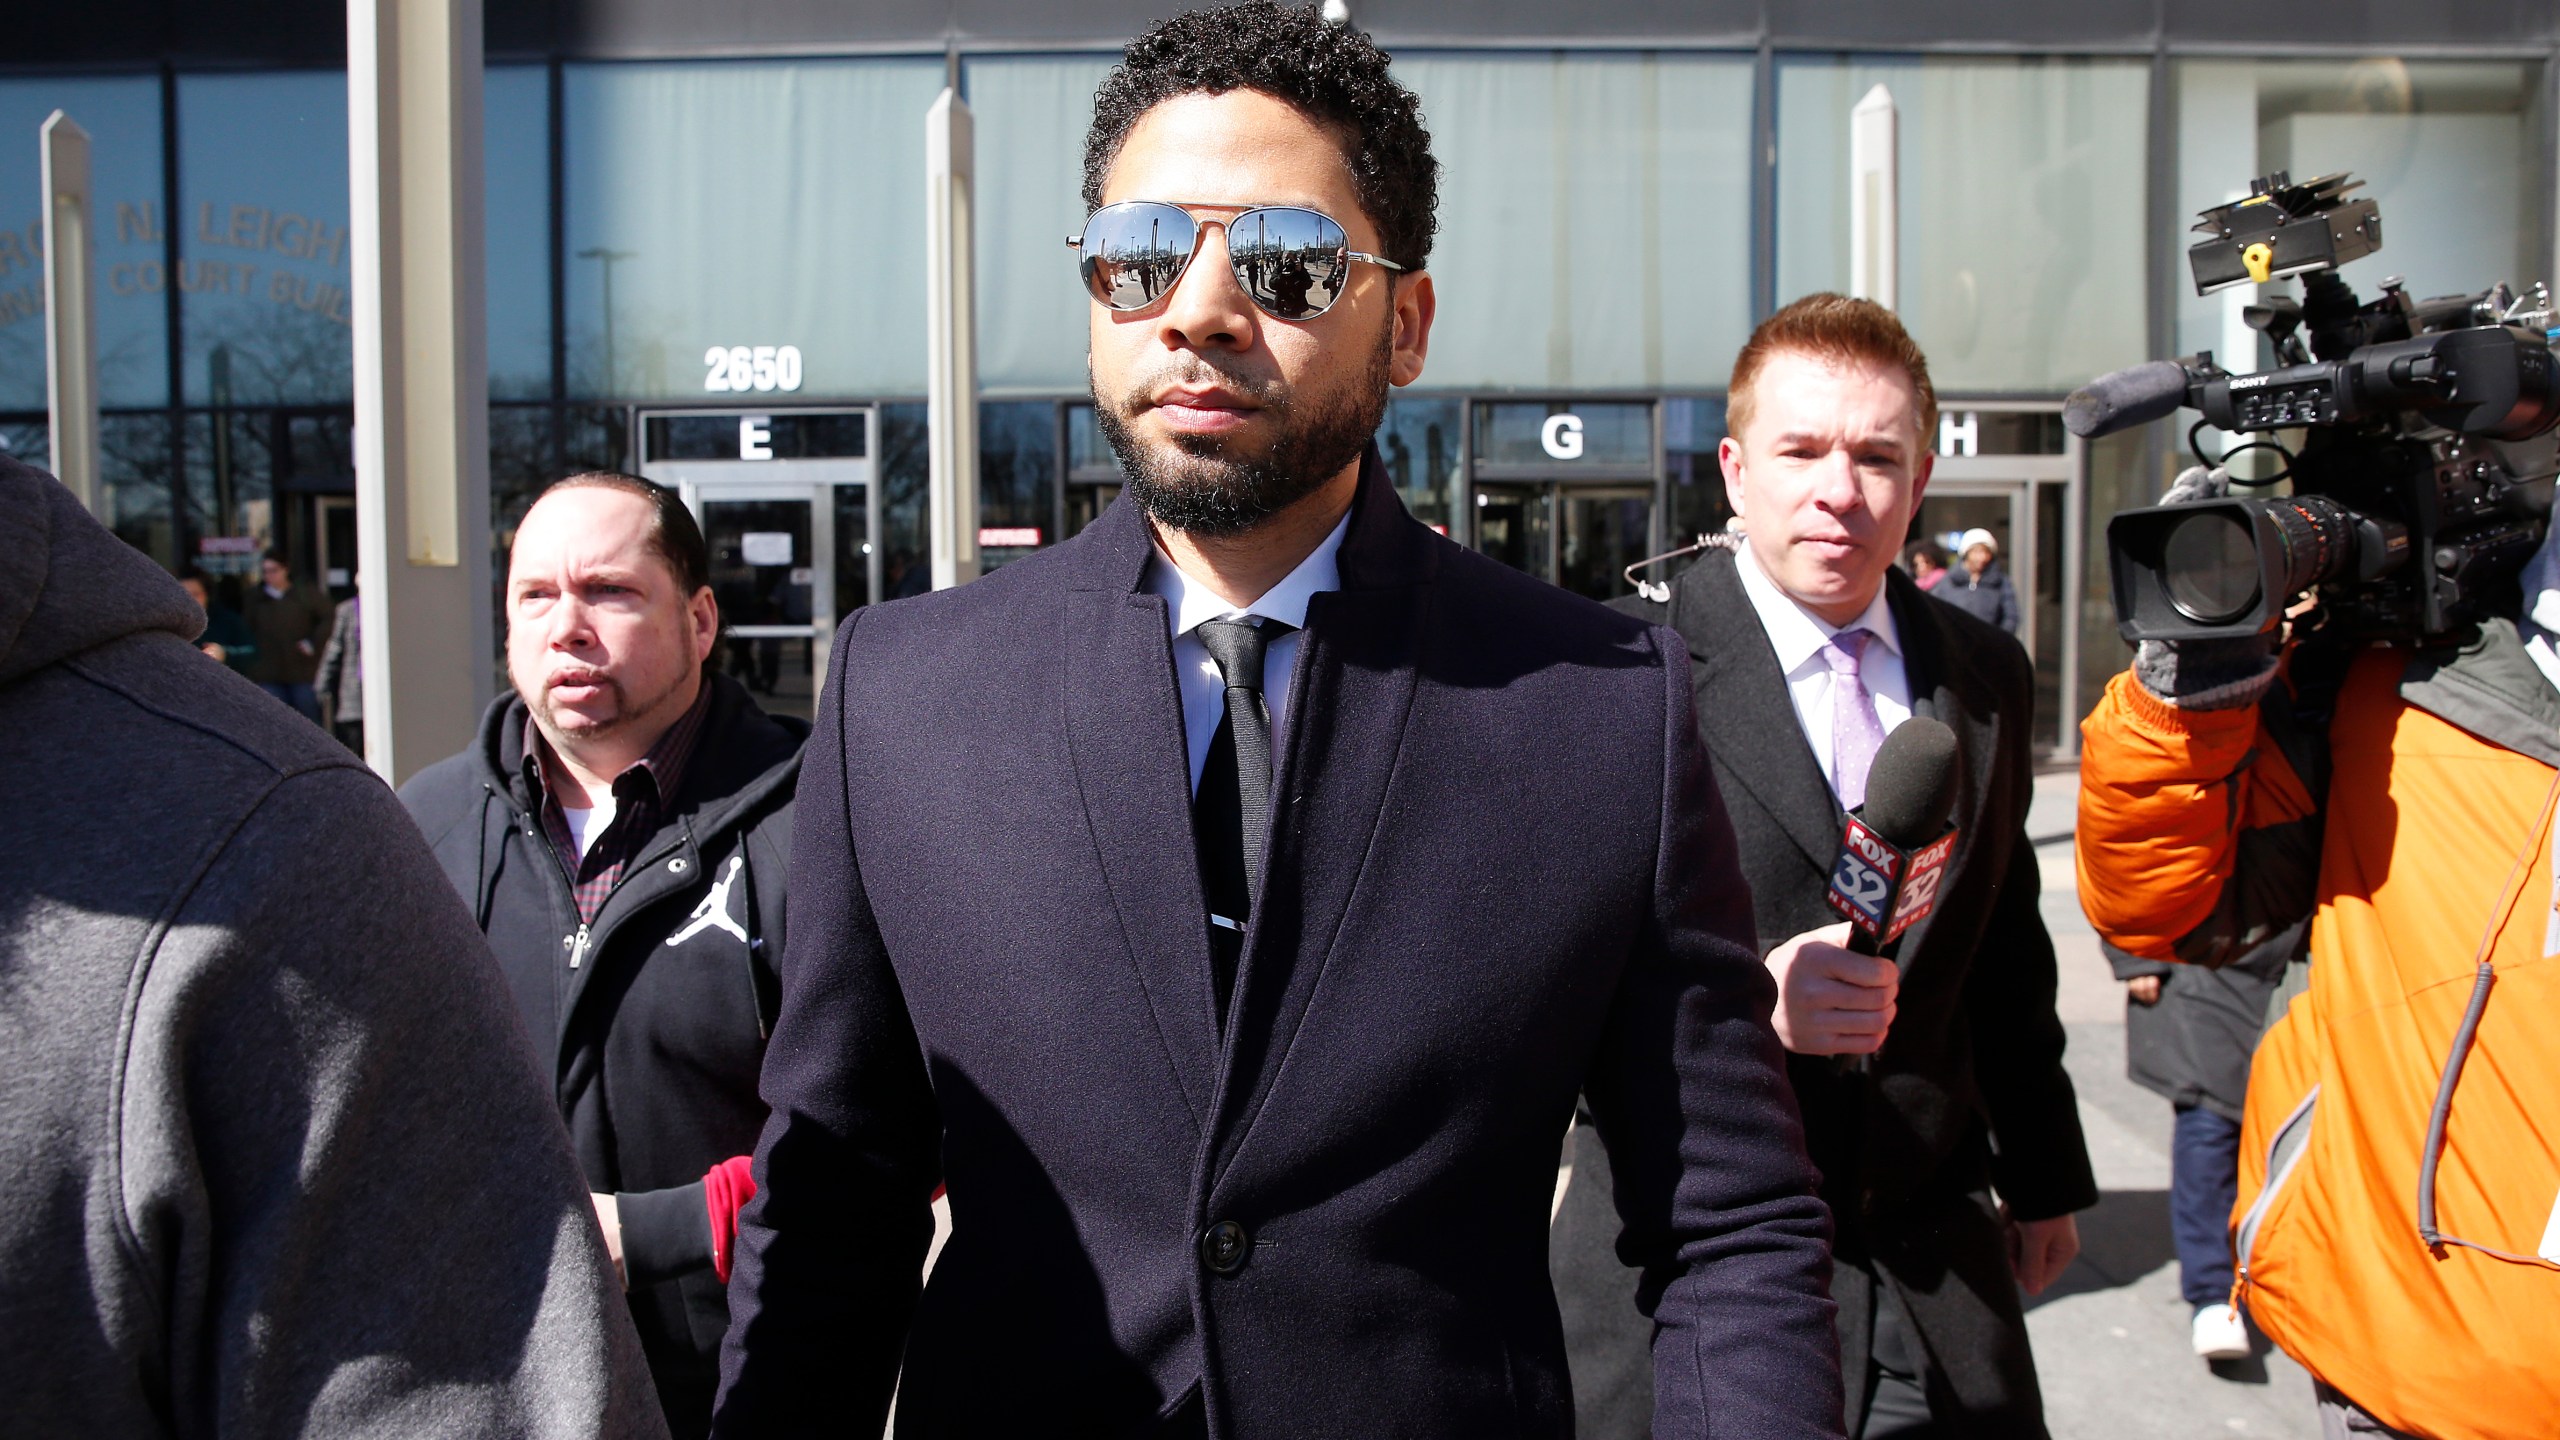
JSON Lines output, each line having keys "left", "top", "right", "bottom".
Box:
{"left": 1081, "top": 2, "right": 1438, "bottom": 272}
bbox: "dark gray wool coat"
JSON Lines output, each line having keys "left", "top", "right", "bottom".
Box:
{"left": 0, "top": 455, "right": 666, "bottom": 1438}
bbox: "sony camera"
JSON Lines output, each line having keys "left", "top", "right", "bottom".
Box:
{"left": 2066, "top": 171, "right": 2560, "bottom": 644}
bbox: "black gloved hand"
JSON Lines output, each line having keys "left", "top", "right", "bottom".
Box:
{"left": 2130, "top": 466, "right": 2283, "bottom": 711}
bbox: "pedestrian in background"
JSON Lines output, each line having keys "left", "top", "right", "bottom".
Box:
{"left": 402, "top": 472, "right": 806, "bottom": 1440}
{"left": 2105, "top": 937, "right": 2290, "bottom": 1364}
{"left": 243, "top": 548, "right": 333, "bottom": 722}
{"left": 1905, "top": 543, "right": 1948, "bottom": 592}
{"left": 1938, "top": 528, "right": 2020, "bottom": 633}
{"left": 0, "top": 456, "right": 667, "bottom": 1437}
{"left": 178, "top": 565, "right": 257, "bottom": 674}
{"left": 316, "top": 584, "right": 363, "bottom": 753}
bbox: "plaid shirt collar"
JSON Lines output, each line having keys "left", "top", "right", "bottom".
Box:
{"left": 522, "top": 681, "right": 714, "bottom": 923}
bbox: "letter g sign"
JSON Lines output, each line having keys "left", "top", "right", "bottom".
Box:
{"left": 1540, "top": 413, "right": 1585, "bottom": 461}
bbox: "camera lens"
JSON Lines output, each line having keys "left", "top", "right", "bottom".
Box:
{"left": 2262, "top": 496, "right": 2356, "bottom": 597}
{"left": 2161, "top": 511, "right": 2261, "bottom": 624}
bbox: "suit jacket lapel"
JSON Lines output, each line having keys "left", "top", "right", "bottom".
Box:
{"left": 1208, "top": 453, "right": 1432, "bottom": 1187}
{"left": 1059, "top": 501, "right": 1221, "bottom": 1127}
{"left": 1881, "top": 571, "right": 1999, "bottom": 967}
{"left": 1676, "top": 552, "right": 1843, "bottom": 874}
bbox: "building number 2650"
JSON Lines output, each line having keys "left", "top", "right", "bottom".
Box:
{"left": 704, "top": 345, "right": 804, "bottom": 393}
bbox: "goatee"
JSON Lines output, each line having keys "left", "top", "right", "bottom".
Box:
{"left": 1096, "top": 330, "right": 1390, "bottom": 539}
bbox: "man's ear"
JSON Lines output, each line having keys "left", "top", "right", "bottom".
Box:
{"left": 1388, "top": 271, "right": 1435, "bottom": 388}
{"left": 690, "top": 586, "right": 720, "bottom": 665}
{"left": 1718, "top": 435, "right": 1749, "bottom": 520}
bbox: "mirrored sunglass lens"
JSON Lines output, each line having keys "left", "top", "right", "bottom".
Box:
{"left": 1229, "top": 208, "right": 1349, "bottom": 317}
{"left": 1082, "top": 203, "right": 1197, "bottom": 310}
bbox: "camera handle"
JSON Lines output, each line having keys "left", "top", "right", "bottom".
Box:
{"left": 2187, "top": 417, "right": 2296, "bottom": 484}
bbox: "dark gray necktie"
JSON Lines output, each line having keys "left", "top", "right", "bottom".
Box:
{"left": 1192, "top": 617, "right": 1291, "bottom": 1024}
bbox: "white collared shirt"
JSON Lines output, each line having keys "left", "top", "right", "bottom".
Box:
{"left": 1733, "top": 544, "right": 1914, "bottom": 801}
{"left": 1145, "top": 511, "right": 1350, "bottom": 791}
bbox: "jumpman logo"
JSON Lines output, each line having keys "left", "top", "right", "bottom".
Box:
{"left": 670, "top": 855, "right": 748, "bottom": 945}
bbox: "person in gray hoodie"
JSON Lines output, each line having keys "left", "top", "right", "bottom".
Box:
{"left": 0, "top": 454, "right": 669, "bottom": 1439}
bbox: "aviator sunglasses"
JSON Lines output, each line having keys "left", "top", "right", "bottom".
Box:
{"left": 1068, "top": 201, "right": 1406, "bottom": 321}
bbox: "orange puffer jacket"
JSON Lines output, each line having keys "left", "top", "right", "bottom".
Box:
{"left": 2078, "top": 624, "right": 2560, "bottom": 1440}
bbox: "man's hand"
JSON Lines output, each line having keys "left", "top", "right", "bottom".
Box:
{"left": 2126, "top": 974, "right": 2162, "bottom": 1005}
{"left": 2005, "top": 1210, "right": 2079, "bottom": 1295}
{"left": 1764, "top": 923, "right": 1898, "bottom": 1055}
{"left": 590, "top": 1192, "right": 626, "bottom": 1290}
{"left": 199, "top": 642, "right": 227, "bottom": 663}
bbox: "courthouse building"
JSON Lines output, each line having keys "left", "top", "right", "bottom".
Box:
{"left": 4, "top": 0, "right": 2555, "bottom": 749}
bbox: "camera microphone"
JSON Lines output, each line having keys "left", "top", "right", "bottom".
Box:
{"left": 1826, "top": 717, "right": 1962, "bottom": 959}
{"left": 2063, "top": 359, "right": 2196, "bottom": 439}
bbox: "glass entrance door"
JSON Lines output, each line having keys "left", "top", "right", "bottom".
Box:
{"left": 692, "top": 486, "right": 829, "bottom": 718}
{"left": 1471, "top": 480, "right": 1654, "bottom": 602}
{"left": 1559, "top": 487, "right": 1655, "bottom": 599}
{"left": 1473, "top": 482, "right": 1553, "bottom": 581}
{"left": 1913, "top": 475, "right": 2073, "bottom": 751}
{"left": 1912, "top": 484, "right": 2029, "bottom": 639}
{"left": 641, "top": 407, "right": 878, "bottom": 720}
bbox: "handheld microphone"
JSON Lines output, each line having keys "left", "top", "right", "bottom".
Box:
{"left": 2062, "top": 359, "right": 2195, "bottom": 440}
{"left": 1825, "top": 717, "right": 1962, "bottom": 959}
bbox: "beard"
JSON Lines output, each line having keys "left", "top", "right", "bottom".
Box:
{"left": 1095, "top": 325, "right": 1391, "bottom": 539}
{"left": 511, "top": 639, "right": 695, "bottom": 756}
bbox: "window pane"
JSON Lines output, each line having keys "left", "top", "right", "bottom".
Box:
{"left": 487, "top": 65, "right": 552, "bottom": 401}
{"left": 0, "top": 419, "right": 44, "bottom": 471}
{"left": 0, "top": 76, "right": 169, "bottom": 410}
{"left": 563, "top": 59, "right": 944, "bottom": 402}
{"left": 879, "top": 401, "right": 930, "bottom": 599}
{"left": 1663, "top": 395, "right": 1730, "bottom": 550}
{"left": 979, "top": 399, "right": 1056, "bottom": 565}
{"left": 2173, "top": 60, "right": 2540, "bottom": 368}
{"left": 102, "top": 412, "right": 179, "bottom": 567}
{"left": 966, "top": 55, "right": 1114, "bottom": 394}
{"left": 1377, "top": 396, "right": 1460, "bottom": 533}
{"left": 178, "top": 72, "right": 354, "bottom": 406}
{"left": 1776, "top": 56, "right": 2150, "bottom": 392}
{"left": 1065, "top": 400, "right": 1118, "bottom": 479}
{"left": 1395, "top": 53, "right": 1755, "bottom": 391}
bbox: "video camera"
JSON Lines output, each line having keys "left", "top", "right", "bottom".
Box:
{"left": 2065, "top": 171, "right": 2560, "bottom": 643}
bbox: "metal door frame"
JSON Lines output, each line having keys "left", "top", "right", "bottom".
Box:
{"left": 313, "top": 493, "right": 358, "bottom": 595}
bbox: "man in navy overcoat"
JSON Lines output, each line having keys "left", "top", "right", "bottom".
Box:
{"left": 713, "top": 8, "right": 1842, "bottom": 1437}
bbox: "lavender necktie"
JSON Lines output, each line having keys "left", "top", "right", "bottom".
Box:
{"left": 1823, "top": 627, "right": 1886, "bottom": 811}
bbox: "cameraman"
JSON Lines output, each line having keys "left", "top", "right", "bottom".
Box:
{"left": 2076, "top": 464, "right": 2560, "bottom": 1438}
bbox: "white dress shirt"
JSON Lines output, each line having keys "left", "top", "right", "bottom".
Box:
{"left": 1732, "top": 544, "right": 1913, "bottom": 802}
{"left": 1145, "top": 511, "right": 1350, "bottom": 791}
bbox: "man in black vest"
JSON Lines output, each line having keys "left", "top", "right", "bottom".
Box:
{"left": 713, "top": 8, "right": 1840, "bottom": 1437}
{"left": 401, "top": 473, "right": 805, "bottom": 1438}
{"left": 1617, "top": 295, "right": 2096, "bottom": 1439}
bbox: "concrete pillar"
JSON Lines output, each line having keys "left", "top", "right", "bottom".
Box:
{"left": 1850, "top": 83, "right": 1898, "bottom": 311}
{"left": 40, "top": 111, "right": 101, "bottom": 518}
{"left": 348, "top": 0, "right": 494, "bottom": 784}
{"left": 926, "top": 86, "right": 980, "bottom": 591}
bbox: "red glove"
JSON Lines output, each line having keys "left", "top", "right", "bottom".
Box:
{"left": 704, "top": 1155, "right": 758, "bottom": 1284}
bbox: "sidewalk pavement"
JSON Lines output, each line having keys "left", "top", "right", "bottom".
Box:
{"left": 2023, "top": 763, "right": 2319, "bottom": 1440}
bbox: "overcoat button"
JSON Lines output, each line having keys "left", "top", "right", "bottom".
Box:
{"left": 1198, "top": 1219, "right": 1251, "bottom": 1276}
